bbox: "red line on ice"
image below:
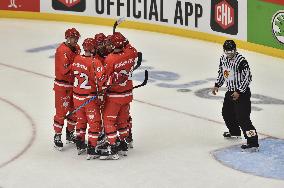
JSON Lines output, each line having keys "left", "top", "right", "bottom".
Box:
{"left": 0, "top": 97, "right": 37, "bottom": 169}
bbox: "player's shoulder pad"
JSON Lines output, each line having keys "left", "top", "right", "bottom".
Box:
{"left": 57, "top": 44, "right": 71, "bottom": 54}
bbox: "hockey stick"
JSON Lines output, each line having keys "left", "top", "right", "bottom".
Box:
{"left": 133, "top": 52, "right": 142, "bottom": 71}
{"left": 113, "top": 17, "right": 126, "bottom": 34}
{"left": 113, "top": 17, "right": 143, "bottom": 71}
{"left": 65, "top": 70, "right": 148, "bottom": 119}
{"left": 65, "top": 85, "right": 109, "bottom": 119}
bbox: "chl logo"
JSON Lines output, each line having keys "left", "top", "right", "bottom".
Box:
{"left": 210, "top": 0, "right": 238, "bottom": 35}
{"left": 52, "top": 0, "right": 85, "bottom": 12}
{"left": 215, "top": 1, "right": 234, "bottom": 29}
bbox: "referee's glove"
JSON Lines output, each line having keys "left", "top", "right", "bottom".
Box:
{"left": 231, "top": 91, "right": 240, "bottom": 101}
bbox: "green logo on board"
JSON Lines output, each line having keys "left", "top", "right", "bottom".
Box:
{"left": 272, "top": 11, "right": 284, "bottom": 44}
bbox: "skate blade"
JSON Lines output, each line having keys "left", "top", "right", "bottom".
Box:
{"left": 66, "top": 140, "right": 75, "bottom": 144}
{"left": 242, "top": 147, "right": 259, "bottom": 152}
{"left": 224, "top": 136, "right": 242, "bottom": 140}
{"left": 96, "top": 148, "right": 108, "bottom": 153}
{"left": 54, "top": 145, "right": 63, "bottom": 151}
{"left": 77, "top": 149, "right": 86, "bottom": 155}
{"left": 86, "top": 154, "right": 99, "bottom": 160}
{"left": 99, "top": 154, "right": 119, "bottom": 160}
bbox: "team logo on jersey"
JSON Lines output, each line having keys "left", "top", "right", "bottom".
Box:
{"left": 63, "top": 101, "right": 69, "bottom": 108}
{"left": 224, "top": 70, "right": 230, "bottom": 78}
{"left": 52, "top": 0, "right": 86, "bottom": 12}
{"left": 210, "top": 0, "right": 238, "bottom": 35}
{"left": 88, "top": 114, "right": 94, "bottom": 120}
{"left": 272, "top": 11, "right": 284, "bottom": 45}
{"left": 62, "top": 96, "right": 70, "bottom": 108}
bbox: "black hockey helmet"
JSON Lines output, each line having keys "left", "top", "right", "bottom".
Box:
{"left": 223, "top": 40, "right": 236, "bottom": 51}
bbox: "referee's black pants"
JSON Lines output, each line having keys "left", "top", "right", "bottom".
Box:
{"left": 222, "top": 88, "right": 259, "bottom": 146}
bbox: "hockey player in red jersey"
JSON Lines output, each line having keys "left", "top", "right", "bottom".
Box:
{"left": 122, "top": 37, "right": 139, "bottom": 149}
{"left": 53, "top": 28, "right": 81, "bottom": 150}
{"left": 71, "top": 38, "right": 105, "bottom": 157}
{"left": 104, "top": 34, "right": 114, "bottom": 56}
{"left": 93, "top": 33, "right": 107, "bottom": 61}
{"left": 99, "top": 32, "right": 138, "bottom": 160}
{"left": 92, "top": 33, "right": 108, "bottom": 145}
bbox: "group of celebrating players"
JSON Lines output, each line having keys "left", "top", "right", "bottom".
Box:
{"left": 52, "top": 27, "right": 141, "bottom": 160}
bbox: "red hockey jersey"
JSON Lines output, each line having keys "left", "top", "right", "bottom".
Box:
{"left": 54, "top": 43, "right": 80, "bottom": 90}
{"left": 104, "top": 46, "right": 138, "bottom": 103}
{"left": 71, "top": 55, "right": 105, "bottom": 100}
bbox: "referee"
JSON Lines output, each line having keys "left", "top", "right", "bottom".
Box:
{"left": 212, "top": 40, "right": 259, "bottom": 152}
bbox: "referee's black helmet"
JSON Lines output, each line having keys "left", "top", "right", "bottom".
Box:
{"left": 223, "top": 40, "right": 236, "bottom": 51}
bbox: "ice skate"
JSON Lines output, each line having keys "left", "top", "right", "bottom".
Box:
{"left": 54, "top": 133, "right": 63, "bottom": 151}
{"left": 66, "top": 129, "right": 76, "bottom": 144}
{"left": 125, "top": 137, "right": 134, "bottom": 149}
{"left": 241, "top": 144, "right": 259, "bottom": 152}
{"left": 97, "top": 132, "right": 107, "bottom": 147}
{"left": 86, "top": 146, "right": 100, "bottom": 160}
{"left": 127, "top": 129, "right": 134, "bottom": 149}
{"left": 99, "top": 144, "right": 119, "bottom": 160}
{"left": 223, "top": 132, "right": 241, "bottom": 139}
{"left": 96, "top": 141, "right": 109, "bottom": 153}
{"left": 76, "top": 139, "right": 87, "bottom": 155}
{"left": 117, "top": 139, "right": 128, "bottom": 156}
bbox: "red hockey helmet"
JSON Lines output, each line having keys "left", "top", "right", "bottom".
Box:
{"left": 104, "top": 35, "right": 112, "bottom": 45}
{"left": 110, "top": 32, "right": 127, "bottom": 49}
{"left": 103, "top": 35, "right": 114, "bottom": 54}
{"left": 94, "top": 33, "right": 106, "bottom": 46}
{"left": 82, "top": 38, "right": 95, "bottom": 52}
{"left": 115, "top": 32, "right": 129, "bottom": 47}
{"left": 65, "top": 28, "right": 81, "bottom": 39}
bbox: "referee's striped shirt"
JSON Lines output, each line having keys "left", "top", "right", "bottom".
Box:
{"left": 215, "top": 52, "right": 252, "bottom": 93}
